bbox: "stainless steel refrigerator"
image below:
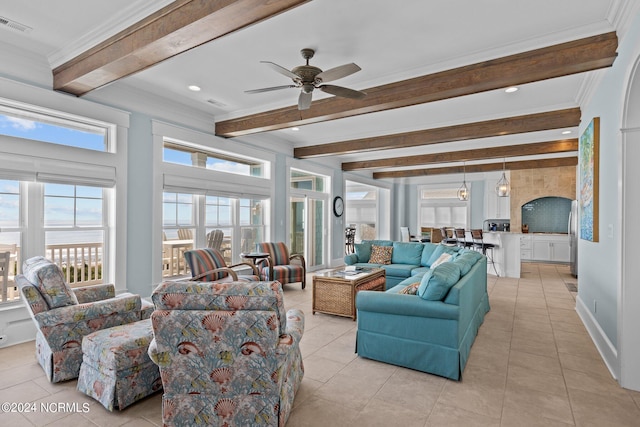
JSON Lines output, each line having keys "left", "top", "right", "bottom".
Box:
{"left": 569, "top": 200, "right": 578, "bottom": 277}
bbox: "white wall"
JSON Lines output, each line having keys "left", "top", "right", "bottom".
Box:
{"left": 577, "top": 6, "right": 640, "bottom": 389}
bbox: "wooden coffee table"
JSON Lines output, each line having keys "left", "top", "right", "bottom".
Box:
{"left": 312, "top": 267, "right": 386, "bottom": 320}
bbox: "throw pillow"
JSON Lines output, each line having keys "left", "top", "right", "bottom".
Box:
{"left": 418, "top": 262, "right": 462, "bottom": 301}
{"left": 23, "top": 256, "right": 77, "bottom": 309}
{"left": 429, "top": 253, "right": 452, "bottom": 269}
{"left": 398, "top": 282, "right": 420, "bottom": 295}
{"left": 369, "top": 245, "right": 393, "bottom": 264}
{"left": 354, "top": 242, "right": 372, "bottom": 263}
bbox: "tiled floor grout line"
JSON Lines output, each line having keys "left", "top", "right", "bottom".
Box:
{"left": 544, "top": 264, "right": 579, "bottom": 427}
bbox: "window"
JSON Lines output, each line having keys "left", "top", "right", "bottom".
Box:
{"left": 419, "top": 186, "right": 468, "bottom": 229}
{"left": 44, "top": 184, "right": 105, "bottom": 287}
{"left": 0, "top": 93, "right": 126, "bottom": 303}
{"left": 345, "top": 182, "right": 378, "bottom": 242}
{"left": 291, "top": 169, "right": 325, "bottom": 191}
{"left": 0, "top": 106, "right": 109, "bottom": 152}
{"left": 163, "top": 140, "right": 265, "bottom": 177}
{"left": 161, "top": 193, "right": 268, "bottom": 277}
{"left": 0, "top": 180, "right": 21, "bottom": 303}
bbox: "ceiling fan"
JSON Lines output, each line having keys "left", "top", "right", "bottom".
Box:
{"left": 245, "top": 48, "right": 367, "bottom": 110}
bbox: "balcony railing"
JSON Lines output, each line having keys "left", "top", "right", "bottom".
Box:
{"left": 2, "top": 242, "right": 105, "bottom": 304}
{"left": 46, "top": 242, "right": 103, "bottom": 287}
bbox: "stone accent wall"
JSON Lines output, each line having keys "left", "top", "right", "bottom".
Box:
{"left": 510, "top": 165, "right": 577, "bottom": 233}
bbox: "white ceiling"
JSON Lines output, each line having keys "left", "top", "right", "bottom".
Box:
{"left": 0, "top": 0, "right": 630, "bottom": 176}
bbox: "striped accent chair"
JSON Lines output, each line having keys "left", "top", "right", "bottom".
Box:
{"left": 183, "top": 248, "right": 259, "bottom": 282}
{"left": 257, "top": 242, "right": 306, "bottom": 289}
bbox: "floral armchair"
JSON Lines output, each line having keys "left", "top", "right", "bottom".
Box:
{"left": 16, "top": 256, "right": 153, "bottom": 383}
{"left": 256, "top": 242, "right": 306, "bottom": 289}
{"left": 148, "top": 280, "right": 305, "bottom": 427}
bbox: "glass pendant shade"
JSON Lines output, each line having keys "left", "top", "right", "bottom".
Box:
{"left": 496, "top": 159, "right": 510, "bottom": 197}
{"left": 457, "top": 182, "right": 469, "bottom": 201}
{"left": 458, "top": 162, "right": 469, "bottom": 201}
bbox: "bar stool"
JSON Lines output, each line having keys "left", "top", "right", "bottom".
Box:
{"left": 455, "top": 228, "right": 472, "bottom": 249}
{"left": 470, "top": 229, "right": 498, "bottom": 276}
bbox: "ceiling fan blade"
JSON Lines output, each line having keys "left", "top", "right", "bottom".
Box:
{"left": 245, "top": 85, "right": 297, "bottom": 94}
{"left": 319, "top": 84, "right": 367, "bottom": 99}
{"left": 298, "top": 91, "right": 313, "bottom": 110}
{"left": 315, "top": 63, "right": 361, "bottom": 83}
{"left": 260, "top": 61, "right": 300, "bottom": 81}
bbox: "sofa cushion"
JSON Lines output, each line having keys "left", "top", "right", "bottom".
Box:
{"left": 354, "top": 240, "right": 392, "bottom": 263}
{"left": 420, "top": 243, "right": 438, "bottom": 267}
{"left": 430, "top": 253, "right": 452, "bottom": 269}
{"left": 23, "top": 256, "right": 77, "bottom": 309}
{"left": 382, "top": 264, "right": 415, "bottom": 278}
{"left": 418, "top": 262, "right": 462, "bottom": 301}
{"left": 454, "top": 252, "right": 479, "bottom": 276}
{"left": 391, "top": 242, "right": 423, "bottom": 265}
{"left": 410, "top": 266, "right": 430, "bottom": 276}
{"left": 370, "top": 245, "right": 393, "bottom": 264}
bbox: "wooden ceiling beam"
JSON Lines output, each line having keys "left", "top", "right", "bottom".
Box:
{"left": 372, "top": 157, "right": 578, "bottom": 179}
{"left": 342, "top": 139, "right": 578, "bottom": 171}
{"left": 298, "top": 107, "right": 579, "bottom": 160}
{"left": 53, "top": 0, "right": 311, "bottom": 96}
{"left": 216, "top": 32, "right": 616, "bottom": 137}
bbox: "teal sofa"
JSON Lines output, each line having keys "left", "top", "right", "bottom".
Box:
{"left": 355, "top": 251, "right": 489, "bottom": 381}
{"left": 344, "top": 240, "right": 462, "bottom": 289}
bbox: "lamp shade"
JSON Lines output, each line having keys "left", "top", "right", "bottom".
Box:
{"left": 496, "top": 172, "right": 510, "bottom": 197}
{"left": 457, "top": 182, "right": 469, "bottom": 201}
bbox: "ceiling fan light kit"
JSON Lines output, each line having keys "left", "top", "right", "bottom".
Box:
{"left": 246, "top": 48, "right": 367, "bottom": 110}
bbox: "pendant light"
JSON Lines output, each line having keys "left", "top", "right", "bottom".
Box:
{"left": 457, "top": 162, "right": 469, "bottom": 201}
{"left": 496, "top": 158, "right": 510, "bottom": 197}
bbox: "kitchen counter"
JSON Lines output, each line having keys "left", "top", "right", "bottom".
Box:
{"left": 480, "top": 231, "right": 521, "bottom": 278}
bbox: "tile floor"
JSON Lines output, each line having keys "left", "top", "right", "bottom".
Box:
{"left": 1, "top": 263, "right": 640, "bottom": 426}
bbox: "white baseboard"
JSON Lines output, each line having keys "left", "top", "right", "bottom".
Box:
{"left": 575, "top": 295, "right": 619, "bottom": 380}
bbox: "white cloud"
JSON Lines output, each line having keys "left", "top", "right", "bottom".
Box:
{"left": 8, "top": 116, "right": 37, "bottom": 130}
{"left": 0, "top": 115, "right": 37, "bottom": 131}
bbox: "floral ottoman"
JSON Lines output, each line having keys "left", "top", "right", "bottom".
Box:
{"left": 77, "top": 318, "right": 162, "bottom": 411}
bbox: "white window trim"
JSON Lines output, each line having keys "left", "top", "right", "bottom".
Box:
{"left": 0, "top": 83, "right": 129, "bottom": 292}
{"left": 151, "top": 120, "right": 274, "bottom": 284}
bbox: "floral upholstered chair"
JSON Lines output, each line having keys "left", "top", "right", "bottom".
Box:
{"left": 16, "top": 256, "right": 153, "bottom": 383}
{"left": 256, "top": 242, "right": 306, "bottom": 289}
{"left": 148, "top": 280, "right": 305, "bottom": 427}
{"left": 183, "top": 248, "right": 260, "bottom": 281}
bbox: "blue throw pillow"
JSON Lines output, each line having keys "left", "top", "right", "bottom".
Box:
{"left": 425, "top": 244, "right": 446, "bottom": 267}
{"left": 418, "top": 262, "right": 462, "bottom": 301}
{"left": 392, "top": 241, "right": 423, "bottom": 264}
{"left": 454, "top": 253, "right": 476, "bottom": 276}
{"left": 354, "top": 242, "right": 372, "bottom": 263}
{"left": 420, "top": 243, "right": 438, "bottom": 266}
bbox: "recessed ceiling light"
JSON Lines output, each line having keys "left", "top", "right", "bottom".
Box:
{"left": 291, "top": 127, "right": 300, "bottom": 131}
{"left": 505, "top": 87, "right": 519, "bottom": 93}
{"left": 188, "top": 85, "right": 201, "bottom": 92}
{"left": 562, "top": 130, "right": 572, "bottom": 135}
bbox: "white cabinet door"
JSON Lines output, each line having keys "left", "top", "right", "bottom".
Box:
{"left": 485, "top": 179, "right": 510, "bottom": 219}
{"left": 550, "top": 238, "right": 570, "bottom": 262}
{"left": 533, "top": 239, "right": 552, "bottom": 261}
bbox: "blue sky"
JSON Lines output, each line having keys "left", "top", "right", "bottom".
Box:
{"left": 0, "top": 114, "right": 105, "bottom": 151}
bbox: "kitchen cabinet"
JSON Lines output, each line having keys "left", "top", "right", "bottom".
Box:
{"left": 520, "top": 235, "right": 532, "bottom": 260}
{"left": 484, "top": 179, "right": 510, "bottom": 220}
{"left": 521, "top": 234, "right": 570, "bottom": 263}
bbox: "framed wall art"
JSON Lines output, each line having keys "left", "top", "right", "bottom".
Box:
{"left": 579, "top": 117, "right": 600, "bottom": 242}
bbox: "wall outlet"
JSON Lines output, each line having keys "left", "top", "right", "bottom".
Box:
{"left": 593, "top": 300, "right": 597, "bottom": 313}
{"left": 0, "top": 335, "right": 7, "bottom": 344}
